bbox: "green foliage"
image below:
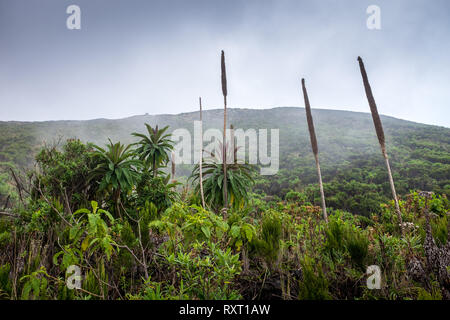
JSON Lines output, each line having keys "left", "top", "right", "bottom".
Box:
{"left": 417, "top": 283, "right": 443, "bottom": 300}
{"left": 299, "top": 256, "right": 331, "bottom": 300}
{"left": 345, "top": 229, "right": 369, "bottom": 269}
{"left": 127, "top": 277, "right": 187, "bottom": 300}
{"left": 89, "top": 140, "right": 141, "bottom": 217}
{"left": 0, "top": 263, "right": 12, "bottom": 298}
{"left": 150, "top": 203, "right": 229, "bottom": 246}
{"left": 285, "top": 190, "right": 307, "bottom": 204}
{"left": 227, "top": 211, "right": 257, "bottom": 251}
{"left": 324, "top": 217, "right": 346, "bottom": 257}
{"left": 190, "top": 143, "right": 256, "bottom": 210}
{"left": 20, "top": 266, "right": 49, "bottom": 300}
{"left": 90, "top": 140, "right": 141, "bottom": 194}
{"left": 132, "top": 124, "right": 174, "bottom": 177}
{"left": 165, "top": 241, "right": 241, "bottom": 299}
{"left": 250, "top": 211, "right": 282, "bottom": 266}
{"left": 1, "top": 108, "right": 450, "bottom": 215}
{"left": 146, "top": 203, "right": 241, "bottom": 299}
{"left": 83, "top": 260, "right": 108, "bottom": 299}
{"left": 324, "top": 213, "right": 369, "bottom": 269}
{"left": 431, "top": 215, "right": 448, "bottom": 247}
{"left": 31, "top": 139, "right": 101, "bottom": 214}
{"left": 53, "top": 201, "right": 118, "bottom": 276}
{"left": 0, "top": 116, "right": 449, "bottom": 301}
{"left": 74, "top": 201, "right": 117, "bottom": 260}
{"left": 135, "top": 173, "right": 178, "bottom": 212}
{"left": 0, "top": 230, "right": 11, "bottom": 247}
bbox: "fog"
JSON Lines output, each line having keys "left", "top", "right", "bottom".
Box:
{"left": 0, "top": 0, "right": 449, "bottom": 127}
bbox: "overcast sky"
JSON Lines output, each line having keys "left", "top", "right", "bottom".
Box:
{"left": 0, "top": 0, "right": 449, "bottom": 127}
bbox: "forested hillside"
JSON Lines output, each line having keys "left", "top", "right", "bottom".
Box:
{"left": 1, "top": 107, "right": 449, "bottom": 215}
{"left": 0, "top": 109, "right": 449, "bottom": 300}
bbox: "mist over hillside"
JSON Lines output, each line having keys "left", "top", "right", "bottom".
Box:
{"left": 1, "top": 107, "right": 449, "bottom": 215}
{"left": 2, "top": 107, "right": 448, "bottom": 163}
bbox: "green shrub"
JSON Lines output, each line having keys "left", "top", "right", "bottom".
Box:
{"left": 324, "top": 214, "right": 369, "bottom": 269}
{"left": 417, "top": 283, "right": 442, "bottom": 300}
{"left": 356, "top": 215, "right": 375, "bottom": 228}
{"left": 135, "top": 174, "right": 178, "bottom": 212}
{"left": 83, "top": 260, "right": 108, "bottom": 299}
{"left": 285, "top": 191, "right": 307, "bottom": 204}
{"left": 250, "top": 211, "right": 282, "bottom": 266}
{"left": 345, "top": 229, "right": 369, "bottom": 269}
{"left": 20, "top": 266, "right": 49, "bottom": 300}
{"left": 324, "top": 218, "right": 346, "bottom": 258}
{"left": 431, "top": 215, "right": 448, "bottom": 247}
{"left": 299, "top": 256, "right": 331, "bottom": 300}
{"left": 165, "top": 241, "right": 241, "bottom": 299}
{"left": 0, "top": 230, "right": 11, "bottom": 246}
{"left": 0, "top": 263, "right": 12, "bottom": 298}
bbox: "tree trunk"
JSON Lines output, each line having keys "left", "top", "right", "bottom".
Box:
{"left": 357, "top": 56, "right": 403, "bottom": 234}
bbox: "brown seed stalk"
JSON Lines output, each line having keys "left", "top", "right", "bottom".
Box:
{"left": 221, "top": 50, "right": 228, "bottom": 209}
{"left": 357, "top": 56, "right": 404, "bottom": 234}
{"left": 301, "top": 78, "right": 328, "bottom": 223}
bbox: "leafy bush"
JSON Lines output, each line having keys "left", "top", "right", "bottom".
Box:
{"left": 20, "top": 266, "right": 49, "bottom": 300}
{"left": 298, "top": 256, "right": 331, "bottom": 300}
{"left": 324, "top": 214, "right": 369, "bottom": 269}
{"left": 135, "top": 173, "right": 178, "bottom": 212}
{"left": 345, "top": 229, "right": 369, "bottom": 269}
{"left": 165, "top": 241, "right": 241, "bottom": 299}
{"left": 0, "top": 263, "right": 12, "bottom": 298}
{"left": 285, "top": 191, "right": 307, "bottom": 204}
{"left": 250, "top": 211, "right": 282, "bottom": 266}
{"left": 431, "top": 215, "right": 448, "bottom": 247}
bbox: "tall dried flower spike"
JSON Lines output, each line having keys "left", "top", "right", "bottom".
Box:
{"left": 302, "top": 79, "right": 318, "bottom": 156}
{"left": 221, "top": 50, "right": 227, "bottom": 97}
{"left": 171, "top": 151, "right": 176, "bottom": 178}
{"left": 301, "top": 78, "right": 327, "bottom": 223}
{"left": 221, "top": 50, "right": 228, "bottom": 209}
{"left": 357, "top": 57, "right": 385, "bottom": 151}
{"left": 357, "top": 56, "right": 403, "bottom": 234}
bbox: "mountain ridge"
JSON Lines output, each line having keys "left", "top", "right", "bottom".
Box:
{"left": 1, "top": 106, "right": 446, "bottom": 129}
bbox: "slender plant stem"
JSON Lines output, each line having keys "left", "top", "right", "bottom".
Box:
{"left": 315, "top": 153, "right": 328, "bottom": 223}
{"left": 357, "top": 56, "right": 404, "bottom": 234}
{"left": 199, "top": 97, "right": 206, "bottom": 208}
{"left": 221, "top": 50, "right": 228, "bottom": 209}
{"left": 301, "top": 78, "right": 328, "bottom": 223}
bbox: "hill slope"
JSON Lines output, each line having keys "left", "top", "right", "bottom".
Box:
{"left": 1, "top": 107, "right": 449, "bottom": 215}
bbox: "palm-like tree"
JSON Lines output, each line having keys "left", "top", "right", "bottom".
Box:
{"left": 190, "top": 142, "right": 255, "bottom": 211}
{"left": 132, "top": 124, "right": 174, "bottom": 178}
{"left": 89, "top": 140, "right": 141, "bottom": 218}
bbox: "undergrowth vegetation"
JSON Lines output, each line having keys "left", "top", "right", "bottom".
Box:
{"left": 0, "top": 127, "right": 449, "bottom": 300}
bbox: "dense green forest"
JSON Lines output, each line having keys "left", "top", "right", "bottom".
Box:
{"left": 1, "top": 108, "right": 449, "bottom": 215}
{"left": 0, "top": 108, "right": 449, "bottom": 300}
